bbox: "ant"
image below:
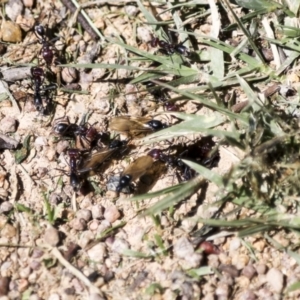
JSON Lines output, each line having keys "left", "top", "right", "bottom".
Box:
{"left": 143, "top": 81, "right": 178, "bottom": 112}
{"left": 52, "top": 116, "right": 100, "bottom": 150}
{"left": 148, "top": 138, "right": 220, "bottom": 181}
{"left": 67, "top": 148, "right": 83, "bottom": 191}
{"left": 31, "top": 67, "right": 56, "bottom": 114}
{"left": 150, "top": 36, "right": 190, "bottom": 57}
{"left": 116, "top": 154, "right": 154, "bottom": 193}
{"left": 34, "top": 24, "right": 58, "bottom": 66}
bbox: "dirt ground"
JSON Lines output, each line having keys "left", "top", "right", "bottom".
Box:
{"left": 0, "top": 0, "right": 299, "bottom": 299}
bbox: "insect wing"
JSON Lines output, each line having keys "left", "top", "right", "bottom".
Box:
{"left": 122, "top": 155, "right": 154, "bottom": 181}
{"left": 77, "top": 147, "right": 116, "bottom": 174}
{"left": 109, "top": 116, "right": 153, "bottom": 136}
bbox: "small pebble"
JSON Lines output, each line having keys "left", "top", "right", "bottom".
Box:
{"left": 31, "top": 248, "right": 44, "bottom": 259}
{"left": 61, "top": 67, "right": 78, "bottom": 83}
{"left": 266, "top": 268, "right": 284, "bottom": 293}
{"left": 232, "top": 253, "right": 249, "bottom": 270}
{"left": 1, "top": 224, "right": 16, "bottom": 238}
{"left": 17, "top": 278, "right": 28, "bottom": 292}
{"left": 89, "top": 220, "right": 99, "bottom": 231}
{"left": 91, "top": 204, "right": 104, "bottom": 219}
{"left": 43, "top": 226, "right": 60, "bottom": 247}
{"left": 104, "top": 206, "right": 121, "bottom": 223}
{"left": 55, "top": 140, "right": 69, "bottom": 154}
{"left": 76, "top": 209, "right": 92, "bottom": 222}
{"left": 173, "top": 237, "right": 194, "bottom": 259}
{"left": 111, "top": 238, "right": 129, "bottom": 254}
{"left": 0, "top": 202, "right": 13, "bottom": 213}
{"left": 242, "top": 264, "right": 256, "bottom": 280}
{"left": 255, "top": 264, "right": 267, "bottom": 275}
{"left": 48, "top": 294, "right": 60, "bottom": 300}
{"left": 29, "top": 261, "right": 41, "bottom": 271}
{"left": 229, "top": 237, "right": 241, "bottom": 252}
{"left": 215, "top": 283, "right": 230, "bottom": 298}
{"left": 34, "top": 137, "right": 48, "bottom": 147}
{"left": 5, "top": 0, "right": 23, "bottom": 22}
{"left": 0, "top": 21, "right": 22, "bottom": 42}
{"left": 87, "top": 243, "right": 106, "bottom": 262}
{"left": 23, "top": 0, "right": 34, "bottom": 7}
{"left": 125, "top": 5, "right": 139, "bottom": 17}
{"left": 137, "top": 26, "right": 152, "bottom": 43}
{"left": 0, "top": 117, "right": 16, "bottom": 133}
{"left": 19, "top": 267, "right": 30, "bottom": 279}
{"left": 239, "top": 289, "right": 256, "bottom": 300}
{"left": 78, "top": 230, "right": 94, "bottom": 249}
{"left": 219, "top": 264, "right": 239, "bottom": 277}
{"left": 70, "top": 218, "right": 87, "bottom": 231}
{"left": 0, "top": 277, "right": 9, "bottom": 296}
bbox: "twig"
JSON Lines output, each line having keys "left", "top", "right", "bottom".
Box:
{"left": 61, "top": 0, "right": 105, "bottom": 41}
{"left": 50, "top": 246, "right": 104, "bottom": 297}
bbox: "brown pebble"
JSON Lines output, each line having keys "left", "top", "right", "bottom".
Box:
{"left": 0, "top": 21, "right": 22, "bottom": 42}
{"left": 63, "top": 242, "right": 80, "bottom": 261}
{"left": 17, "top": 278, "right": 29, "bottom": 292}
{"left": 242, "top": 264, "right": 257, "bottom": 280}
{"left": 31, "top": 248, "right": 44, "bottom": 259}
{"left": 76, "top": 209, "right": 92, "bottom": 222}
{"left": 104, "top": 206, "right": 121, "bottom": 223}
{"left": 0, "top": 277, "right": 10, "bottom": 296}
{"left": 255, "top": 264, "right": 267, "bottom": 275}
{"left": 29, "top": 260, "right": 41, "bottom": 271}
{"left": 219, "top": 264, "right": 239, "bottom": 277}
{"left": 70, "top": 218, "right": 87, "bottom": 231}
{"left": 2, "top": 223, "right": 16, "bottom": 238}
{"left": 44, "top": 226, "right": 60, "bottom": 247}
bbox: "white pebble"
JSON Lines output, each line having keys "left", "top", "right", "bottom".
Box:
{"left": 229, "top": 237, "right": 241, "bottom": 252}
{"left": 173, "top": 237, "right": 194, "bottom": 259}
{"left": 87, "top": 243, "right": 106, "bottom": 262}
{"left": 111, "top": 238, "right": 129, "bottom": 254}
{"left": 266, "top": 268, "right": 284, "bottom": 293}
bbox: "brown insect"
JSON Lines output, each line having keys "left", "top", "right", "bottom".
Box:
{"left": 78, "top": 140, "right": 127, "bottom": 175}
{"left": 116, "top": 155, "right": 154, "bottom": 192}
{"left": 109, "top": 116, "right": 167, "bottom": 137}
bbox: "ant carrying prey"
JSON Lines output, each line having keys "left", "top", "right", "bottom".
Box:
{"left": 52, "top": 116, "right": 101, "bottom": 150}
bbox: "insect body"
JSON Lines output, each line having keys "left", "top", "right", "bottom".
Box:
{"left": 150, "top": 37, "right": 190, "bottom": 56}
{"left": 31, "top": 67, "right": 56, "bottom": 114}
{"left": 116, "top": 155, "right": 154, "bottom": 193}
{"left": 109, "top": 116, "right": 167, "bottom": 138}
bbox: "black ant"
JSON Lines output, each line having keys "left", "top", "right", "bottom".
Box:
{"left": 150, "top": 36, "right": 190, "bottom": 57}
{"left": 34, "top": 24, "right": 58, "bottom": 66}
{"left": 148, "top": 138, "right": 220, "bottom": 181}
{"left": 52, "top": 116, "right": 101, "bottom": 150}
{"left": 67, "top": 148, "right": 83, "bottom": 191}
{"left": 116, "top": 154, "right": 154, "bottom": 193}
{"left": 31, "top": 67, "right": 56, "bottom": 114}
{"left": 143, "top": 81, "right": 178, "bottom": 112}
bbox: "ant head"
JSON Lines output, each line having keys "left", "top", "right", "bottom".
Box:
{"left": 116, "top": 174, "right": 132, "bottom": 193}
{"left": 147, "top": 149, "right": 162, "bottom": 160}
{"left": 31, "top": 67, "right": 44, "bottom": 78}
{"left": 34, "top": 24, "right": 46, "bottom": 37}
{"left": 68, "top": 148, "right": 81, "bottom": 159}
{"left": 109, "top": 138, "right": 127, "bottom": 149}
{"left": 70, "top": 172, "right": 82, "bottom": 191}
{"left": 146, "top": 120, "right": 167, "bottom": 130}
